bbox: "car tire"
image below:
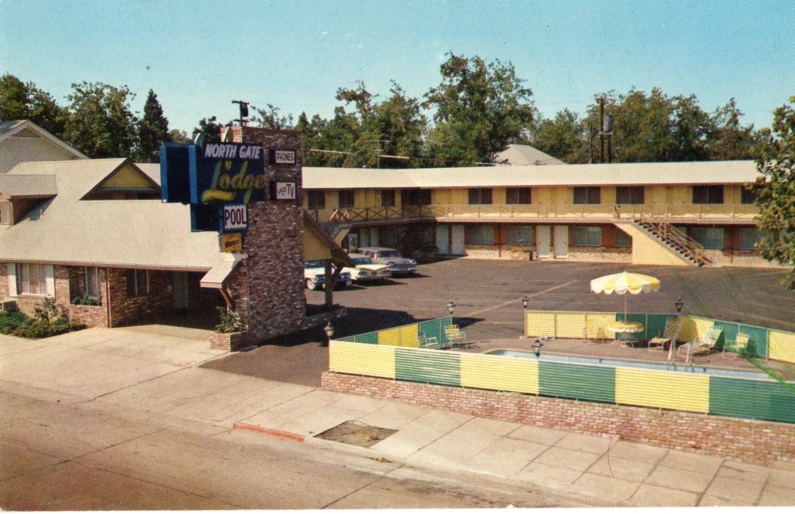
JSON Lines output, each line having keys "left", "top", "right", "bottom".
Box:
{"left": 306, "top": 279, "right": 317, "bottom": 290}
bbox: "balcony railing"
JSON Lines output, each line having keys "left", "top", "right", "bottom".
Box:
{"left": 304, "top": 203, "right": 758, "bottom": 224}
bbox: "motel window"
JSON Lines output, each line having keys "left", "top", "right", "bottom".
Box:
{"left": 741, "top": 187, "right": 757, "bottom": 205}
{"left": 692, "top": 185, "right": 724, "bottom": 204}
{"left": 572, "top": 226, "right": 602, "bottom": 247}
{"left": 506, "top": 188, "right": 532, "bottom": 205}
{"left": 739, "top": 228, "right": 772, "bottom": 251}
{"left": 380, "top": 190, "right": 396, "bottom": 207}
{"left": 573, "top": 187, "right": 601, "bottom": 205}
{"left": 85, "top": 267, "right": 100, "bottom": 298}
{"left": 506, "top": 226, "right": 533, "bottom": 246}
{"left": 307, "top": 190, "right": 325, "bottom": 209}
{"left": 401, "top": 189, "right": 431, "bottom": 206}
{"left": 468, "top": 188, "right": 493, "bottom": 205}
{"left": 126, "top": 269, "right": 150, "bottom": 297}
{"left": 338, "top": 189, "right": 355, "bottom": 209}
{"left": 16, "top": 263, "right": 47, "bottom": 296}
{"left": 615, "top": 186, "right": 645, "bottom": 205}
{"left": 467, "top": 225, "right": 494, "bottom": 245}
{"left": 691, "top": 228, "right": 724, "bottom": 249}
{"left": 615, "top": 230, "right": 632, "bottom": 248}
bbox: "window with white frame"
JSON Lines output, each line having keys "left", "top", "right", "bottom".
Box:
{"left": 572, "top": 226, "right": 602, "bottom": 246}
{"left": 126, "top": 269, "right": 150, "bottom": 297}
{"left": 467, "top": 225, "right": 494, "bottom": 245}
{"left": 691, "top": 227, "right": 724, "bottom": 249}
{"left": 85, "top": 267, "right": 100, "bottom": 298}
{"left": 16, "top": 263, "right": 48, "bottom": 296}
{"left": 506, "top": 226, "right": 533, "bottom": 245}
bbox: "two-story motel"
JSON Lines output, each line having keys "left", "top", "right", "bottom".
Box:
{"left": 303, "top": 160, "right": 772, "bottom": 268}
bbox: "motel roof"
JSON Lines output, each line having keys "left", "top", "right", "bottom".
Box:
{"left": 0, "top": 159, "right": 236, "bottom": 275}
{"left": 302, "top": 160, "right": 760, "bottom": 190}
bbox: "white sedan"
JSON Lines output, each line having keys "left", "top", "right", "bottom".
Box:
{"left": 344, "top": 254, "right": 392, "bottom": 284}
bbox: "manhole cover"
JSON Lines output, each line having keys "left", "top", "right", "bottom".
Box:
{"left": 315, "top": 421, "right": 397, "bottom": 448}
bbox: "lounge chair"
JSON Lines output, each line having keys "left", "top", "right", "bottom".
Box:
{"left": 677, "top": 326, "right": 723, "bottom": 362}
{"left": 648, "top": 317, "right": 682, "bottom": 351}
{"left": 584, "top": 319, "right": 606, "bottom": 343}
{"left": 418, "top": 332, "right": 447, "bottom": 349}
{"left": 444, "top": 324, "right": 466, "bottom": 347}
{"left": 723, "top": 332, "right": 750, "bottom": 359}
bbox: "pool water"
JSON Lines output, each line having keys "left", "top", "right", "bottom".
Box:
{"left": 486, "top": 349, "right": 771, "bottom": 381}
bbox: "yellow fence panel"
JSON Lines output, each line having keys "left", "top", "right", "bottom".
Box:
{"left": 769, "top": 330, "right": 795, "bottom": 364}
{"left": 460, "top": 353, "right": 539, "bottom": 394}
{"left": 378, "top": 327, "right": 401, "bottom": 346}
{"left": 584, "top": 313, "right": 618, "bottom": 341}
{"left": 526, "top": 312, "right": 556, "bottom": 338}
{"left": 679, "top": 316, "right": 713, "bottom": 343}
{"left": 399, "top": 324, "right": 420, "bottom": 347}
{"left": 329, "top": 341, "right": 396, "bottom": 379}
{"left": 555, "top": 312, "right": 587, "bottom": 339}
{"left": 615, "top": 367, "right": 709, "bottom": 413}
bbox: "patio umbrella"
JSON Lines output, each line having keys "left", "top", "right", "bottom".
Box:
{"left": 590, "top": 271, "right": 661, "bottom": 322}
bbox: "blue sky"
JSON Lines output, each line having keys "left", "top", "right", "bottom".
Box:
{"left": 1, "top": 0, "right": 792, "bottom": 134}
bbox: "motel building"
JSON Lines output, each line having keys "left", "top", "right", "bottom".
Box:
{"left": 0, "top": 123, "right": 350, "bottom": 351}
{"left": 303, "top": 156, "right": 774, "bottom": 269}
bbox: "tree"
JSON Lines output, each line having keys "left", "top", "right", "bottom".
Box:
{"left": 708, "top": 98, "right": 760, "bottom": 160}
{"left": 134, "top": 89, "right": 172, "bottom": 162}
{"left": 63, "top": 82, "right": 138, "bottom": 158}
{"left": 169, "top": 129, "right": 191, "bottom": 144}
{"left": 751, "top": 96, "right": 795, "bottom": 289}
{"left": 250, "top": 104, "right": 294, "bottom": 130}
{"left": 531, "top": 109, "right": 587, "bottom": 164}
{"left": 423, "top": 53, "right": 536, "bottom": 166}
{"left": 192, "top": 116, "right": 224, "bottom": 144}
{"left": 0, "top": 73, "right": 69, "bottom": 136}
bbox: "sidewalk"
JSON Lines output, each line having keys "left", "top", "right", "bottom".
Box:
{"left": 2, "top": 328, "right": 794, "bottom": 508}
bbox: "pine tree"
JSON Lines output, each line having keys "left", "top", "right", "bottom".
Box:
{"left": 135, "top": 89, "right": 171, "bottom": 162}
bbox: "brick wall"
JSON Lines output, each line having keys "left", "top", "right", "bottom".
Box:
{"left": 224, "top": 127, "right": 306, "bottom": 344}
{"left": 107, "top": 268, "right": 174, "bottom": 327}
{"left": 322, "top": 372, "right": 795, "bottom": 465}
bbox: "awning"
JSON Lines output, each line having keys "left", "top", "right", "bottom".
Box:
{"left": 200, "top": 254, "right": 247, "bottom": 289}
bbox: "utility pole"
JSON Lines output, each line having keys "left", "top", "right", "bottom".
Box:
{"left": 599, "top": 97, "right": 614, "bottom": 163}
{"left": 369, "top": 139, "right": 391, "bottom": 169}
{"left": 232, "top": 100, "right": 249, "bottom": 126}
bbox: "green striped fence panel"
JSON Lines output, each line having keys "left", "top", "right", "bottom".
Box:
{"left": 395, "top": 347, "right": 461, "bottom": 386}
{"left": 710, "top": 376, "right": 795, "bottom": 424}
{"left": 539, "top": 361, "right": 616, "bottom": 403}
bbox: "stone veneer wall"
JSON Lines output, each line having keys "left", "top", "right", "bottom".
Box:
{"left": 224, "top": 127, "right": 306, "bottom": 344}
{"left": 322, "top": 372, "right": 795, "bottom": 465}
{"left": 106, "top": 268, "right": 173, "bottom": 327}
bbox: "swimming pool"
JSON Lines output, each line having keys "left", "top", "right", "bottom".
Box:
{"left": 486, "top": 349, "right": 773, "bottom": 381}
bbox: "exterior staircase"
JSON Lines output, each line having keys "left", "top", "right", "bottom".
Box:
{"left": 633, "top": 220, "right": 712, "bottom": 266}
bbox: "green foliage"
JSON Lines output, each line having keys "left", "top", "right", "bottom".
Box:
{"left": 423, "top": 53, "right": 537, "bottom": 166}
{"left": 0, "top": 73, "right": 69, "bottom": 136}
{"left": 531, "top": 109, "right": 588, "bottom": 164}
{"left": 72, "top": 295, "right": 101, "bottom": 306}
{"left": 134, "top": 89, "right": 172, "bottom": 162}
{"left": 192, "top": 116, "right": 224, "bottom": 143}
{"left": 63, "top": 81, "right": 138, "bottom": 158}
{"left": 216, "top": 306, "right": 243, "bottom": 333}
{"left": 0, "top": 311, "right": 28, "bottom": 335}
{"left": 250, "top": 103, "right": 294, "bottom": 129}
{"left": 751, "top": 96, "right": 795, "bottom": 290}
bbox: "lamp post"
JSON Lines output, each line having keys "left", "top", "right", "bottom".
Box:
{"left": 447, "top": 300, "right": 456, "bottom": 317}
{"left": 668, "top": 298, "right": 684, "bottom": 362}
{"left": 522, "top": 295, "right": 528, "bottom": 310}
{"left": 675, "top": 298, "right": 684, "bottom": 314}
{"left": 323, "top": 320, "right": 335, "bottom": 346}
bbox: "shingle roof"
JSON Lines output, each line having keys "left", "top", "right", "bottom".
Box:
{"left": 0, "top": 174, "right": 57, "bottom": 197}
{"left": 302, "top": 160, "right": 760, "bottom": 190}
{"left": 0, "top": 120, "right": 88, "bottom": 161}
{"left": 0, "top": 159, "right": 234, "bottom": 275}
{"left": 494, "top": 144, "right": 565, "bottom": 166}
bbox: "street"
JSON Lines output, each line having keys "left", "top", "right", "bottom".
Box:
{"left": 0, "top": 387, "right": 587, "bottom": 509}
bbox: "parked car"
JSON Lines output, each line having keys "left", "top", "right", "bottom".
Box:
{"left": 303, "top": 260, "right": 352, "bottom": 290}
{"left": 343, "top": 254, "right": 392, "bottom": 284}
{"left": 358, "top": 247, "right": 417, "bottom": 275}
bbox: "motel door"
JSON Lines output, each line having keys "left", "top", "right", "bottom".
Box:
{"left": 451, "top": 225, "right": 465, "bottom": 255}
{"left": 359, "top": 228, "right": 378, "bottom": 248}
{"left": 536, "top": 226, "right": 551, "bottom": 258}
{"left": 173, "top": 272, "right": 189, "bottom": 309}
{"left": 436, "top": 224, "right": 450, "bottom": 255}
{"left": 554, "top": 225, "right": 569, "bottom": 258}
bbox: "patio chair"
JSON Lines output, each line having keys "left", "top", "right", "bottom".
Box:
{"left": 677, "top": 326, "right": 723, "bottom": 362}
{"left": 648, "top": 317, "right": 682, "bottom": 351}
{"left": 444, "top": 324, "right": 466, "bottom": 347}
{"left": 723, "top": 332, "right": 750, "bottom": 359}
{"left": 584, "top": 319, "right": 606, "bottom": 343}
{"left": 418, "top": 332, "right": 445, "bottom": 349}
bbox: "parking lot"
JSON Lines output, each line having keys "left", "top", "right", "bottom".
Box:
{"left": 203, "top": 258, "right": 795, "bottom": 386}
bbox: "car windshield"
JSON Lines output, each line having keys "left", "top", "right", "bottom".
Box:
{"left": 352, "top": 257, "right": 373, "bottom": 265}
{"left": 304, "top": 261, "right": 324, "bottom": 268}
{"left": 378, "top": 251, "right": 401, "bottom": 258}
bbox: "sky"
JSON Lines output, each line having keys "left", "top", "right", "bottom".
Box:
{"left": 1, "top": 0, "right": 793, "bottom": 134}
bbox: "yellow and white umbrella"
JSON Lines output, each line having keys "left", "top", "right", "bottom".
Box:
{"left": 590, "top": 271, "right": 661, "bottom": 321}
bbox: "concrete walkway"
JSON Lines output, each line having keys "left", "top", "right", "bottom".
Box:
{"left": 2, "top": 327, "right": 794, "bottom": 508}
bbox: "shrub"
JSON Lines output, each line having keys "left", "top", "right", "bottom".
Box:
{"left": 0, "top": 311, "right": 29, "bottom": 335}
{"left": 216, "top": 306, "right": 243, "bottom": 333}
{"left": 72, "top": 295, "right": 101, "bottom": 306}
{"left": 5, "top": 298, "right": 87, "bottom": 339}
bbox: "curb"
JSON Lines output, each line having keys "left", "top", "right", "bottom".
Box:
{"left": 233, "top": 422, "right": 306, "bottom": 443}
